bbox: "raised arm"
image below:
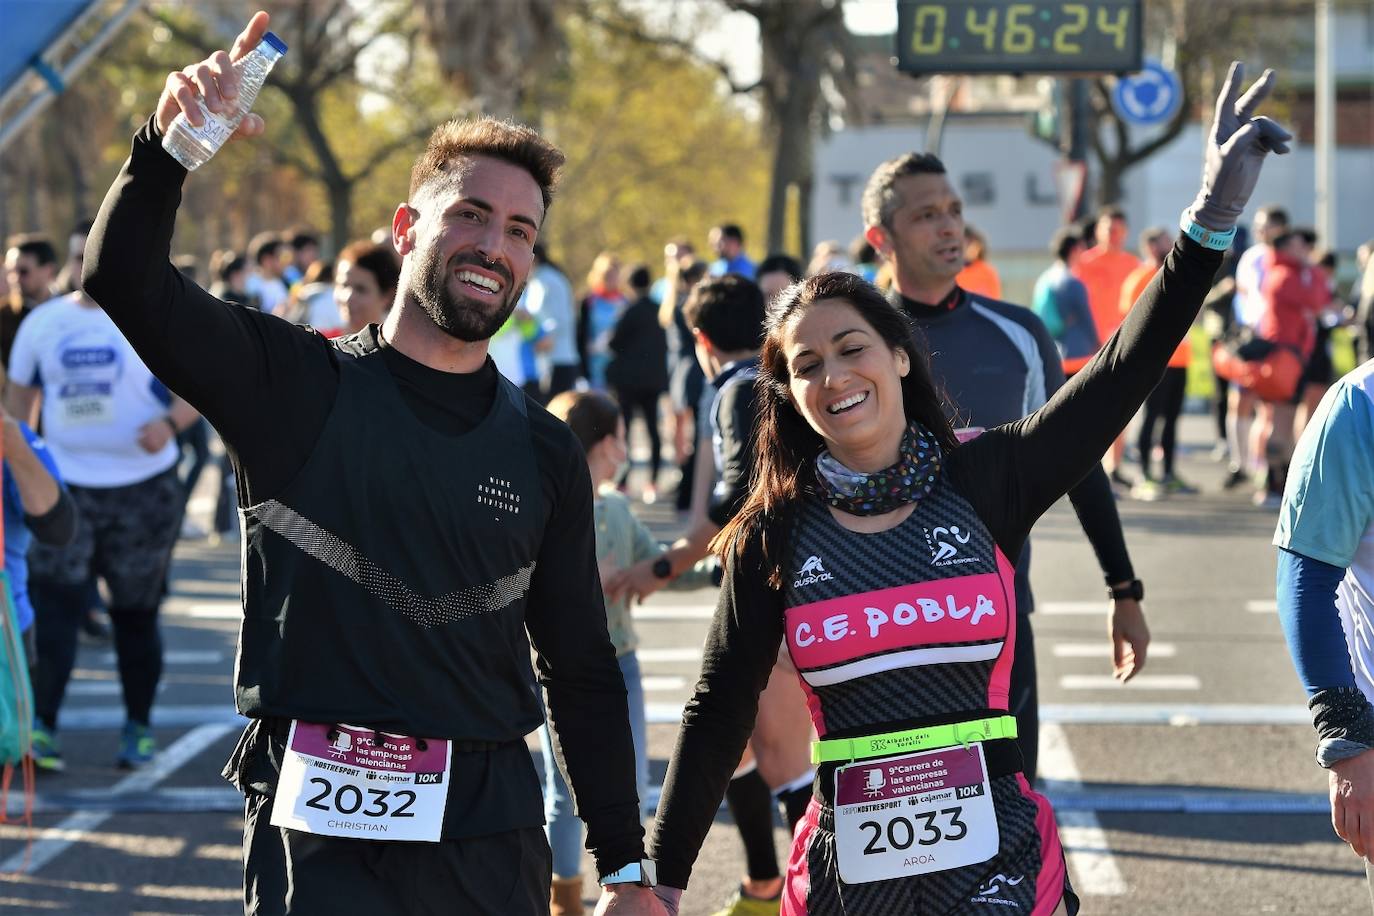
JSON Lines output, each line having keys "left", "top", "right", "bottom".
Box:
{"left": 82, "top": 12, "right": 339, "bottom": 502}
{"left": 971, "top": 63, "right": 1290, "bottom": 531}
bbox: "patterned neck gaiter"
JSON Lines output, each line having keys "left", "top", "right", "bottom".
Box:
{"left": 813, "top": 421, "right": 943, "bottom": 516}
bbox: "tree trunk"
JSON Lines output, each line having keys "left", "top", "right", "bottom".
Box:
{"left": 765, "top": 125, "right": 791, "bottom": 255}
{"left": 766, "top": 73, "right": 819, "bottom": 255}
{"left": 327, "top": 181, "right": 352, "bottom": 254}
{"left": 1097, "top": 160, "right": 1125, "bottom": 208}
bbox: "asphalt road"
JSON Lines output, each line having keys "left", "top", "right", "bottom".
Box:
{"left": 0, "top": 413, "right": 1363, "bottom": 915}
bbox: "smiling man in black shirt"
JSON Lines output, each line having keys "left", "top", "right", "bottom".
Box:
{"left": 83, "top": 12, "right": 660, "bottom": 916}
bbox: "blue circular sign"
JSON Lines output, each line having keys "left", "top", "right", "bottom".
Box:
{"left": 1113, "top": 59, "right": 1181, "bottom": 126}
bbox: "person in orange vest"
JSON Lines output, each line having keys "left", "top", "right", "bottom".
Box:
{"left": 1074, "top": 207, "right": 1141, "bottom": 486}
{"left": 955, "top": 224, "right": 1002, "bottom": 300}
{"left": 1120, "top": 228, "right": 1196, "bottom": 499}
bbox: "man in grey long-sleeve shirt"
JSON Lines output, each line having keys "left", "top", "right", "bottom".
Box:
{"left": 862, "top": 151, "right": 1150, "bottom": 783}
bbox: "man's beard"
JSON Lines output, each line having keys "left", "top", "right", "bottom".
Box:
{"left": 411, "top": 248, "right": 524, "bottom": 343}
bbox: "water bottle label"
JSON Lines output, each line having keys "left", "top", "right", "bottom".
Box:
{"left": 182, "top": 103, "right": 236, "bottom": 149}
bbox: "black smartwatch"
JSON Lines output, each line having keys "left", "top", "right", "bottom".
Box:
{"left": 1107, "top": 579, "right": 1144, "bottom": 601}
{"left": 651, "top": 556, "right": 673, "bottom": 580}
{"left": 601, "top": 858, "right": 657, "bottom": 888}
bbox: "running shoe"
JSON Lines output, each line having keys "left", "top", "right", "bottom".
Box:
{"left": 711, "top": 886, "right": 781, "bottom": 916}
{"left": 1222, "top": 467, "right": 1250, "bottom": 490}
{"left": 1108, "top": 468, "right": 1134, "bottom": 490}
{"left": 1252, "top": 491, "right": 1283, "bottom": 510}
{"left": 1130, "top": 479, "right": 1165, "bottom": 502}
{"left": 30, "top": 727, "right": 64, "bottom": 773}
{"left": 117, "top": 722, "right": 156, "bottom": 769}
{"left": 1162, "top": 475, "right": 1199, "bottom": 496}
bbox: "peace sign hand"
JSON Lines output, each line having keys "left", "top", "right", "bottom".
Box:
{"left": 1188, "top": 62, "right": 1293, "bottom": 232}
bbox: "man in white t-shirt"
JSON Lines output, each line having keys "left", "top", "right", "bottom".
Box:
{"left": 6, "top": 283, "right": 199, "bottom": 772}
{"left": 1274, "top": 358, "right": 1374, "bottom": 906}
{"left": 521, "top": 246, "right": 580, "bottom": 400}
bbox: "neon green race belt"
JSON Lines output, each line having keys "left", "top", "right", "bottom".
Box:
{"left": 810, "top": 715, "right": 1018, "bottom": 765}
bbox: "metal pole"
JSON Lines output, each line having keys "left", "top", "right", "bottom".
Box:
{"left": 925, "top": 76, "right": 960, "bottom": 157}
{"left": 1314, "top": 0, "right": 1336, "bottom": 248}
{"left": 0, "top": 0, "right": 145, "bottom": 156}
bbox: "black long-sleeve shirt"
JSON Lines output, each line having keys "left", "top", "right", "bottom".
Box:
{"left": 83, "top": 118, "right": 644, "bottom": 874}
{"left": 649, "top": 238, "right": 1221, "bottom": 889}
{"left": 900, "top": 287, "right": 1136, "bottom": 599}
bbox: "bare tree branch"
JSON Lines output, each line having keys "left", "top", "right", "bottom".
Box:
{"left": 346, "top": 123, "right": 436, "bottom": 183}
{"left": 578, "top": 7, "right": 760, "bottom": 95}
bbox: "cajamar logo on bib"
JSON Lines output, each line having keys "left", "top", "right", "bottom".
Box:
{"left": 793, "top": 555, "right": 835, "bottom": 588}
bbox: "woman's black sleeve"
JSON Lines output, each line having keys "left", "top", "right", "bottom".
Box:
{"left": 955, "top": 238, "right": 1223, "bottom": 548}
{"left": 649, "top": 532, "right": 786, "bottom": 889}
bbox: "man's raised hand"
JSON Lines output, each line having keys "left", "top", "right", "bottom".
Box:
{"left": 155, "top": 10, "right": 270, "bottom": 140}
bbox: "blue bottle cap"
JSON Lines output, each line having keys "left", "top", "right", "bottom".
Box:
{"left": 262, "top": 32, "right": 288, "bottom": 55}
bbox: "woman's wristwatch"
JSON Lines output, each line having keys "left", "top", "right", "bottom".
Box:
{"left": 1107, "top": 579, "right": 1144, "bottom": 602}
{"left": 601, "top": 859, "right": 657, "bottom": 887}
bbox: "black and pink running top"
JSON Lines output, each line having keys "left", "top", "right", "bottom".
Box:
{"left": 650, "top": 236, "right": 1222, "bottom": 890}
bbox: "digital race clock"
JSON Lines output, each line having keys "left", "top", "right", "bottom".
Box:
{"left": 896, "top": 1, "right": 1144, "bottom": 75}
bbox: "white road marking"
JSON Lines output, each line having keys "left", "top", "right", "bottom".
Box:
{"left": 1041, "top": 599, "right": 1276, "bottom": 615}
{"left": 1039, "top": 722, "right": 1127, "bottom": 895}
{"left": 57, "top": 705, "right": 246, "bottom": 731}
{"left": 1037, "top": 602, "right": 1110, "bottom": 615}
{"left": 640, "top": 675, "right": 687, "bottom": 692}
{"left": 1042, "top": 704, "right": 1307, "bottom": 725}
{"left": 645, "top": 702, "right": 1311, "bottom": 726}
{"left": 0, "top": 722, "right": 235, "bottom": 874}
{"left": 6, "top": 784, "right": 1330, "bottom": 817}
{"left": 1059, "top": 674, "right": 1201, "bottom": 691}
{"left": 633, "top": 606, "right": 714, "bottom": 621}
{"left": 52, "top": 681, "right": 1303, "bottom": 733}
{"left": 183, "top": 603, "right": 241, "bottom": 620}
{"left": 96, "top": 650, "right": 223, "bottom": 666}
{"left": 66, "top": 682, "right": 128, "bottom": 697}
{"left": 637, "top": 647, "right": 703, "bottom": 663}
{"left": 169, "top": 579, "right": 241, "bottom": 596}
{"left": 1051, "top": 642, "right": 1176, "bottom": 658}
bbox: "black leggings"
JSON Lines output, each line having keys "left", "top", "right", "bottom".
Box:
{"left": 32, "top": 580, "right": 162, "bottom": 730}
{"left": 614, "top": 386, "right": 662, "bottom": 482}
{"left": 1138, "top": 366, "right": 1188, "bottom": 479}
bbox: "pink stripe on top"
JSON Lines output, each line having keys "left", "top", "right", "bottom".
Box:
{"left": 985, "top": 547, "right": 1018, "bottom": 709}
{"left": 785, "top": 573, "right": 1010, "bottom": 671}
{"left": 1016, "top": 773, "right": 1069, "bottom": 915}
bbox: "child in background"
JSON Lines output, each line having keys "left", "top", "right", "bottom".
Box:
{"left": 540, "top": 390, "right": 710, "bottom": 915}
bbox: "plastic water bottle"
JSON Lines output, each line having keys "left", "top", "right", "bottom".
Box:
{"left": 161, "top": 31, "right": 288, "bottom": 171}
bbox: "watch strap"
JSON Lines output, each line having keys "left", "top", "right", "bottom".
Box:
{"left": 1108, "top": 579, "right": 1144, "bottom": 601}
{"left": 601, "top": 859, "right": 657, "bottom": 887}
{"left": 1178, "top": 213, "right": 1237, "bottom": 251}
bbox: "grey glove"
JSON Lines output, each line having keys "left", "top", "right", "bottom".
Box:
{"left": 1185, "top": 62, "right": 1293, "bottom": 232}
